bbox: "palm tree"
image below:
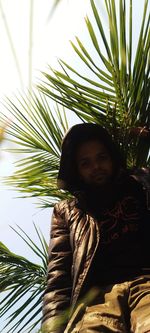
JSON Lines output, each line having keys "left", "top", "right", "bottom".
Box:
{"left": 0, "top": 224, "right": 48, "bottom": 333}
{"left": 39, "top": 0, "right": 150, "bottom": 167}
{"left": 0, "top": 0, "right": 149, "bottom": 332}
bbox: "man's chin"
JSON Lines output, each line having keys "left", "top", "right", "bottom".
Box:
{"left": 90, "top": 178, "right": 111, "bottom": 187}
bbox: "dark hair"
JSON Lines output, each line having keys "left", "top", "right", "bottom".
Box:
{"left": 57, "top": 123, "right": 126, "bottom": 191}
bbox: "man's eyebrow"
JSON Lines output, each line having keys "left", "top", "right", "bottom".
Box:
{"left": 78, "top": 152, "right": 107, "bottom": 161}
{"left": 97, "top": 152, "right": 108, "bottom": 155}
{"left": 78, "top": 156, "right": 89, "bottom": 162}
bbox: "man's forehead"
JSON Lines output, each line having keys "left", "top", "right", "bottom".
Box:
{"left": 76, "top": 140, "right": 109, "bottom": 157}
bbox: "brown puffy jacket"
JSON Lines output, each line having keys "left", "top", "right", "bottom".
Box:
{"left": 42, "top": 197, "right": 100, "bottom": 333}
{"left": 42, "top": 169, "right": 150, "bottom": 333}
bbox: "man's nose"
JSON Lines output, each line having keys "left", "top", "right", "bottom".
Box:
{"left": 92, "top": 161, "right": 100, "bottom": 171}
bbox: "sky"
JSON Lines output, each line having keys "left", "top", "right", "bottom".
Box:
{"left": 0, "top": 0, "right": 91, "bottom": 253}
{"left": 0, "top": 0, "right": 149, "bottom": 331}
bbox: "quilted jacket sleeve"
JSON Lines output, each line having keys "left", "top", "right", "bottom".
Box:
{"left": 41, "top": 201, "right": 73, "bottom": 333}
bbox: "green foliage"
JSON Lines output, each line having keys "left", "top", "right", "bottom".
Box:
{"left": 1, "top": 92, "right": 70, "bottom": 206}
{"left": 39, "top": 0, "right": 150, "bottom": 167}
{"left": 0, "top": 224, "right": 48, "bottom": 333}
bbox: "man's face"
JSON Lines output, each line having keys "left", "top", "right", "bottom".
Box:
{"left": 76, "top": 140, "right": 114, "bottom": 187}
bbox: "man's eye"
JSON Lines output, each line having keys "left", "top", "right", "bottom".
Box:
{"left": 80, "top": 161, "right": 89, "bottom": 168}
{"left": 98, "top": 154, "right": 108, "bottom": 160}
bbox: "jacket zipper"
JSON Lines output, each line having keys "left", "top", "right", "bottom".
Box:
{"left": 71, "top": 217, "right": 100, "bottom": 309}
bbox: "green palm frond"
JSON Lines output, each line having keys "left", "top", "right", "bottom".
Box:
{"left": 1, "top": 92, "right": 70, "bottom": 206}
{"left": 0, "top": 223, "right": 48, "bottom": 333}
{"left": 39, "top": 0, "right": 150, "bottom": 167}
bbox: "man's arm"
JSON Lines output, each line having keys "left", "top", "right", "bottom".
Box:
{"left": 42, "top": 202, "right": 72, "bottom": 333}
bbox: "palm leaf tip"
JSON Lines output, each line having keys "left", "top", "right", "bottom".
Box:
{"left": 0, "top": 224, "right": 48, "bottom": 332}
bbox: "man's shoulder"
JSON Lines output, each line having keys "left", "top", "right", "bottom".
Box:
{"left": 53, "top": 197, "right": 80, "bottom": 225}
{"left": 129, "top": 167, "right": 150, "bottom": 210}
{"left": 54, "top": 197, "right": 77, "bottom": 213}
{"left": 130, "top": 167, "right": 150, "bottom": 189}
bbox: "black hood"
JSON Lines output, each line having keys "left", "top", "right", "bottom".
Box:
{"left": 57, "top": 123, "right": 126, "bottom": 192}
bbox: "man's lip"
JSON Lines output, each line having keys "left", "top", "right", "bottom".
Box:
{"left": 93, "top": 173, "right": 107, "bottom": 178}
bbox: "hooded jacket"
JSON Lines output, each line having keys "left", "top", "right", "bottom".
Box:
{"left": 42, "top": 123, "right": 150, "bottom": 333}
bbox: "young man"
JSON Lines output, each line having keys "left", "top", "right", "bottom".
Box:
{"left": 42, "top": 123, "right": 150, "bottom": 333}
